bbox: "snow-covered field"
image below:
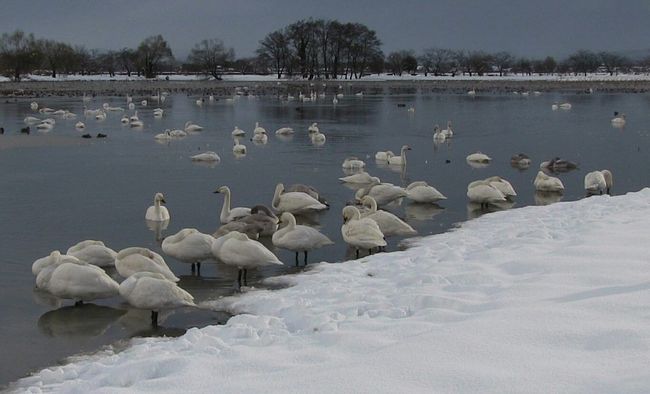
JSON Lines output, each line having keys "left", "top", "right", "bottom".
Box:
{"left": 2, "top": 72, "right": 650, "bottom": 83}
{"left": 11, "top": 190, "right": 650, "bottom": 393}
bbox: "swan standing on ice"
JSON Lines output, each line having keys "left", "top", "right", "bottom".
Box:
{"left": 162, "top": 228, "right": 214, "bottom": 275}
{"left": 214, "top": 186, "right": 251, "bottom": 223}
{"left": 145, "top": 192, "right": 170, "bottom": 222}
{"left": 191, "top": 151, "right": 220, "bottom": 162}
{"left": 211, "top": 231, "right": 282, "bottom": 289}
{"left": 466, "top": 180, "right": 507, "bottom": 208}
{"left": 405, "top": 181, "right": 447, "bottom": 203}
{"left": 360, "top": 196, "right": 417, "bottom": 237}
{"left": 341, "top": 206, "right": 386, "bottom": 258}
{"left": 119, "top": 272, "right": 194, "bottom": 327}
{"left": 534, "top": 171, "right": 565, "bottom": 192}
{"left": 271, "top": 183, "right": 328, "bottom": 214}
{"left": 66, "top": 240, "right": 117, "bottom": 267}
{"left": 272, "top": 212, "right": 333, "bottom": 265}
{"left": 115, "top": 247, "right": 179, "bottom": 282}
{"left": 584, "top": 170, "right": 613, "bottom": 195}
{"left": 388, "top": 145, "right": 411, "bottom": 166}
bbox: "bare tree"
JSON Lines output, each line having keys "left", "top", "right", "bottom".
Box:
{"left": 492, "top": 51, "right": 514, "bottom": 76}
{"left": 565, "top": 50, "right": 600, "bottom": 76}
{"left": 189, "top": 39, "right": 234, "bottom": 80}
{"left": 599, "top": 52, "right": 630, "bottom": 75}
{"left": 97, "top": 51, "right": 118, "bottom": 77}
{"left": 136, "top": 35, "right": 173, "bottom": 78}
{"left": 386, "top": 51, "right": 405, "bottom": 76}
{"left": 118, "top": 48, "right": 136, "bottom": 76}
{"left": 39, "top": 39, "right": 75, "bottom": 78}
{"left": 419, "top": 48, "right": 454, "bottom": 76}
{"left": 258, "top": 29, "right": 290, "bottom": 79}
{"left": 0, "top": 30, "right": 41, "bottom": 80}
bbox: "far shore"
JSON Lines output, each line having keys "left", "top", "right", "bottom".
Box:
{"left": 2, "top": 78, "right": 650, "bottom": 97}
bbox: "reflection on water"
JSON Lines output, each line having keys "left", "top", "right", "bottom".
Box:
{"left": 38, "top": 304, "right": 126, "bottom": 338}
{"left": 534, "top": 191, "right": 564, "bottom": 205}
{"left": 146, "top": 219, "right": 169, "bottom": 243}
{"left": 466, "top": 200, "right": 517, "bottom": 219}
{"left": 2, "top": 91, "right": 650, "bottom": 385}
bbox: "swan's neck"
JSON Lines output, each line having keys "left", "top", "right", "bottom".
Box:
{"left": 154, "top": 198, "right": 161, "bottom": 208}
{"left": 368, "top": 199, "right": 378, "bottom": 212}
{"left": 220, "top": 190, "right": 232, "bottom": 221}
{"left": 272, "top": 186, "right": 282, "bottom": 209}
{"left": 401, "top": 148, "right": 407, "bottom": 164}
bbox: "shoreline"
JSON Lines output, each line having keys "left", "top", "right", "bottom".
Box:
{"left": 2, "top": 78, "right": 650, "bottom": 96}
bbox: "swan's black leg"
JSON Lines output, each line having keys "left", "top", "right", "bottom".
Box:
{"left": 191, "top": 263, "right": 196, "bottom": 274}
{"left": 74, "top": 300, "right": 83, "bottom": 307}
{"left": 237, "top": 269, "right": 243, "bottom": 290}
{"left": 243, "top": 269, "right": 248, "bottom": 286}
{"left": 295, "top": 252, "right": 299, "bottom": 266}
{"left": 304, "top": 251, "right": 308, "bottom": 264}
{"left": 368, "top": 248, "right": 373, "bottom": 255}
{"left": 151, "top": 311, "right": 158, "bottom": 328}
{"left": 356, "top": 249, "right": 359, "bottom": 258}
{"left": 197, "top": 262, "right": 201, "bottom": 276}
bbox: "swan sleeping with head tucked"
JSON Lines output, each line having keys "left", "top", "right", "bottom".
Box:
{"left": 184, "top": 121, "right": 203, "bottom": 132}
{"left": 214, "top": 186, "right": 251, "bottom": 223}
{"left": 119, "top": 272, "right": 194, "bottom": 327}
{"left": 341, "top": 206, "right": 386, "bottom": 258}
{"left": 191, "top": 151, "right": 220, "bottom": 162}
{"left": 272, "top": 212, "right": 333, "bottom": 265}
{"left": 339, "top": 171, "right": 377, "bottom": 184}
{"left": 355, "top": 179, "right": 407, "bottom": 206}
{"left": 66, "top": 240, "right": 117, "bottom": 267}
{"left": 145, "top": 192, "right": 170, "bottom": 222}
{"left": 405, "top": 181, "right": 447, "bottom": 203}
{"left": 162, "top": 228, "right": 214, "bottom": 275}
{"left": 272, "top": 183, "right": 328, "bottom": 214}
{"left": 534, "top": 171, "right": 564, "bottom": 192}
{"left": 38, "top": 260, "right": 119, "bottom": 305}
{"left": 115, "top": 247, "right": 179, "bottom": 282}
{"left": 466, "top": 180, "right": 507, "bottom": 208}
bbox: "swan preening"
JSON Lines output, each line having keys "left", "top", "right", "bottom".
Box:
{"left": 145, "top": 193, "right": 170, "bottom": 222}
{"left": 272, "top": 212, "right": 333, "bottom": 265}
{"left": 341, "top": 206, "right": 386, "bottom": 258}
{"left": 215, "top": 186, "right": 251, "bottom": 223}
{"left": 119, "top": 272, "right": 194, "bottom": 327}
{"left": 212, "top": 231, "right": 282, "bottom": 288}
{"left": 584, "top": 170, "right": 613, "bottom": 195}
{"left": 162, "top": 228, "right": 214, "bottom": 275}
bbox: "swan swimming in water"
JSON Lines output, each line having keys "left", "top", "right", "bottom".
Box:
{"left": 611, "top": 113, "right": 626, "bottom": 127}
{"left": 233, "top": 138, "right": 247, "bottom": 154}
{"left": 275, "top": 127, "right": 294, "bottom": 135}
{"left": 214, "top": 186, "right": 251, "bottom": 224}
{"left": 272, "top": 183, "right": 328, "bottom": 214}
{"left": 115, "top": 247, "right": 179, "bottom": 282}
{"left": 374, "top": 151, "right": 394, "bottom": 162}
{"left": 184, "top": 121, "right": 203, "bottom": 132}
{"left": 232, "top": 126, "right": 245, "bottom": 136}
{"left": 211, "top": 231, "right": 282, "bottom": 288}
{"left": 341, "top": 206, "right": 386, "bottom": 258}
{"left": 310, "top": 130, "right": 326, "bottom": 145}
{"left": 308, "top": 122, "right": 319, "bottom": 133}
{"left": 272, "top": 212, "right": 333, "bottom": 265}
{"left": 66, "top": 240, "right": 117, "bottom": 267}
{"left": 162, "top": 228, "right": 214, "bottom": 275}
{"left": 339, "top": 171, "right": 378, "bottom": 184}
{"left": 342, "top": 157, "right": 366, "bottom": 169}
{"left": 510, "top": 153, "right": 531, "bottom": 168}
{"left": 145, "top": 192, "right": 170, "bottom": 222}
{"left": 388, "top": 145, "right": 411, "bottom": 166}
{"left": 191, "top": 151, "right": 220, "bottom": 162}
{"left": 119, "top": 272, "right": 194, "bottom": 327}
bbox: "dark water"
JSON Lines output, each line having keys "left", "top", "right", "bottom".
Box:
{"left": 1, "top": 91, "right": 649, "bottom": 385}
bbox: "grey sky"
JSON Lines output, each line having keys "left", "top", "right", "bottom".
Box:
{"left": 1, "top": 0, "right": 648, "bottom": 60}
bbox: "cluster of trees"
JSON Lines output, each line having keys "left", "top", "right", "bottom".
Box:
{"left": 0, "top": 23, "right": 648, "bottom": 81}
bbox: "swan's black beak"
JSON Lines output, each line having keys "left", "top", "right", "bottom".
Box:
{"left": 213, "top": 190, "right": 220, "bottom": 194}
{"left": 161, "top": 198, "right": 166, "bottom": 204}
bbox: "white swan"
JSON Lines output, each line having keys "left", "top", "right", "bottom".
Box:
{"left": 308, "top": 122, "right": 319, "bottom": 133}
{"left": 41, "top": 118, "right": 55, "bottom": 125}
{"left": 24, "top": 116, "right": 40, "bottom": 124}
{"left": 130, "top": 119, "right": 144, "bottom": 128}
{"left": 211, "top": 231, "right": 282, "bottom": 288}
{"left": 374, "top": 151, "right": 394, "bottom": 161}
{"left": 233, "top": 138, "right": 247, "bottom": 154}
{"left": 484, "top": 176, "right": 517, "bottom": 198}
{"left": 128, "top": 102, "right": 135, "bottom": 110}
{"left": 342, "top": 157, "right": 366, "bottom": 169}
{"left": 559, "top": 102, "right": 572, "bottom": 110}
{"left": 341, "top": 206, "right": 386, "bottom": 258}
{"left": 119, "top": 272, "right": 194, "bottom": 327}
{"left": 121, "top": 115, "right": 129, "bottom": 124}
{"left": 253, "top": 122, "right": 266, "bottom": 135}
{"left": 467, "top": 89, "right": 476, "bottom": 96}
{"left": 213, "top": 221, "right": 262, "bottom": 240}
{"left": 406, "top": 181, "right": 447, "bottom": 203}
{"left": 66, "top": 240, "right": 117, "bottom": 267}
{"left": 251, "top": 130, "right": 268, "bottom": 144}
{"left": 339, "top": 171, "right": 377, "bottom": 184}
{"left": 162, "top": 228, "right": 214, "bottom": 274}
{"left": 360, "top": 196, "right": 417, "bottom": 237}
{"left": 115, "top": 247, "right": 179, "bottom": 282}
{"left": 36, "top": 122, "right": 53, "bottom": 131}
{"left": 611, "top": 113, "right": 626, "bottom": 127}
{"left": 272, "top": 212, "right": 333, "bottom": 264}
{"left": 355, "top": 180, "right": 407, "bottom": 206}
{"left": 75, "top": 121, "right": 85, "bottom": 129}
{"left": 441, "top": 121, "right": 453, "bottom": 137}
{"left": 39, "top": 262, "right": 119, "bottom": 304}
{"left": 466, "top": 152, "right": 492, "bottom": 163}
{"left": 191, "top": 151, "right": 220, "bottom": 162}
{"left": 355, "top": 92, "right": 364, "bottom": 97}
{"left": 184, "top": 121, "right": 203, "bottom": 132}
{"left": 32, "top": 250, "right": 82, "bottom": 277}
{"left": 232, "top": 126, "right": 245, "bottom": 137}
{"left": 62, "top": 111, "right": 77, "bottom": 119}
{"left": 30, "top": 101, "right": 38, "bottom": 110}
{"left": 145, "top": 192, "right": 170, "bottom": 222}
{"left": 511, "top": 153, "right": 531, "bottom": 168}
{"left": 95, "top": 111, "right": 107, "bottom": 121}
{"left": 275, "top": 127, "right": 294, "bottom": 135}
{"left": 154, "top": 130, "right": 172, "bottom": 140}
{"left": 332, "top": 96, "right": 338, "bottom": 105}
{"left": 466, "top": 180, "right": 507, "bottom": 207}
{"left": 310, "top": 130, "right": 326, "bottom": 145}
{"left": 584, "top": 170, "right": 612, "bottom": 195}
{"left": 388, "top": 145, "right": 411, "bottom": 166}
{"left": 534, "top": 171, "right": 564, "bottom": 192}
{"left": 433, "top": 125, "right": 446, "bottom": 141}
{"left": 141, "top": 100, "right": 148, "bottom": 106}
{"left": 272, "top": 183, "right": 328, "bottom": 214}
{"left": 169, "top": 129, "right": 187, "bottom": 137}
{"left": 153, "top": 108, "right": 164, "bottom": 117}
{"left": 214, "top": 186, "right": 251, "bottom": 224}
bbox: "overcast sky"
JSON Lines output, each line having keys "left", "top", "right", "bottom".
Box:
{"left": 1, "top": 0, "right": 648, "bottom": 59}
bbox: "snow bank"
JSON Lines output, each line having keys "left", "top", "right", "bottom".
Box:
{"left": 11, "top": 190, "right": 650, "bottom": 393}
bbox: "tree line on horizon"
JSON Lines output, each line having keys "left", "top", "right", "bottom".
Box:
{"left": 0, "top": 20, "right": 646, "bottom": 81}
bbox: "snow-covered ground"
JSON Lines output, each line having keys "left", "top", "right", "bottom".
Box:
{"left": 11, "top": 190, "right": 650, "bottom": 393}
{"left": 2, "top": 72, "right": 650, "bottom": 83}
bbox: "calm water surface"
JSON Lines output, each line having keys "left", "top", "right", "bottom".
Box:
{"left": 1, "top": 90, "right": 649, "bottom": 385}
